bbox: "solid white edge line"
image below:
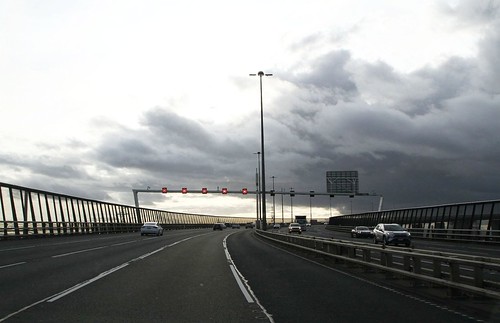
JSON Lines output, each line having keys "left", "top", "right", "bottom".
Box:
{"left": 223, "top": 233, "right": 275, "bottom": 323}
{"left": 229, "top": 264, "right": 254, "bottom": 303}
{"left": 222, "top": 235, "right": 254, "bottom": 303}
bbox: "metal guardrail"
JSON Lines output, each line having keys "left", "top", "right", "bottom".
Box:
{"left": 256, "top": 230, "right": 500, "bottom": 300}
{"left": 326, "top": 225, "right": 500, "bottom": 244}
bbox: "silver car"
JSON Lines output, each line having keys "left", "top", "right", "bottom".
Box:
{"left": 351, "top": 226, "right": 373, "bottom": 238}
{"left": 373, "top": 223, "right": 411, "bottom": 246}
{"left": 140, "top": 222, "right": 164, "bottom": 236}
{"left": 288, "top": 223, "right": 302, "bottom": 234}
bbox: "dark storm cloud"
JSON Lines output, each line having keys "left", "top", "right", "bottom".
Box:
{"left": 285, "top": 50, "right": 358, "bottom": 104}
{"left": 139, "top": 107, "right": 253, "bottom": 161}
{"left": 96, "top": 135, "right": 160, "bottom": 169}
{"left": 267, "top": 13, "right": 500, "bottom": 210}
{"left": 355, "top": 57, "right": 475, "bottom": 116}
{"left": 0, "top": 141, "right": 115, "bottom": 201}
{"left": 141, "top": 108, "right": 215, "bottom": 151}
{"left": 0, "top": 147, "right": 90, "bottom": 181}
{"left": 93, "top": 107, "right": 258, "bottom": 194}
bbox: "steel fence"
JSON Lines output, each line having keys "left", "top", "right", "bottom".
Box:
{"left": 0, "top": 182, "right": 254, "bottom": 239}
{"left": 329, "top": 200, "right": 500, "bottom": 242}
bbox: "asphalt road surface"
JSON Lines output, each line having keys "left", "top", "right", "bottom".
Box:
{"left": 1, "top": 228, "right": 498, "bottom": 322}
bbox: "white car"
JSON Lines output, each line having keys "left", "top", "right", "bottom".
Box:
{"left": 140, "top": 222, "right": 164, "bottom": 236}
{"left": 288, "top": 223, "right": 302, "bottom": 234}
{"left": 273, "top": 223, "right": 280, "bottom": 230}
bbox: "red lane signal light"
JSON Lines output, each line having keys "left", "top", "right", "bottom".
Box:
{"left": 201, "top": 187, "right": 208, "bottom": 194}
{"left": 242, "top": 188, "right": 248, "bottom": 195}
{"left": 221, "top": 188, "right": 228, "bottom": 194}
{"left": 161, "top": 187, "right": 168, "bottom": 193}
{"left": 181, "top": 187, "right": 188, "bottom": 194}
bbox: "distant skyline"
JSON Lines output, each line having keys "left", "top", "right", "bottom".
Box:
{"left": 1, "top": 0, "right": 499, "bottom": 218}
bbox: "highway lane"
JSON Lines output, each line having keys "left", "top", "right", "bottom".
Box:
{"left": 0, "top": 229, "right": 494, "bottom": 322}
{"left": 0, "top": 230, "right": 269, "bottom": 322}
{"left": 228, "top": 230, "right": 492, "bottom": 322}
{"left": 0, "top": 231, "right": 201, "bottom": 318}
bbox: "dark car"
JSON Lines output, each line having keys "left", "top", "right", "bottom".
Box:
{"left": 351, "top": 226, "right": 373, "bottom": 238}
{"left": 213, "top": 223, "right": 225, "bottom": 230}
{"left": 373, "top": 223, "right": 411, "bottom": 246}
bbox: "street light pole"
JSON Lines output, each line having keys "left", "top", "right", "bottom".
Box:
{"left": 250, "top": 71, "right": 272, "bottom": 230}
{"left": 309, "top": 191, "right": 314, "bottom": 223}
{"left": 271, "top": 176, "right": 276, "bottom": 224}
{"left": 330, "top": 195, "right": 333, "bottom": 217}
{"left": 281, "top": 188, "right": 284, "bottom": 224}
{"left": 253, "top": 152, "right": 261, "bottom": 224}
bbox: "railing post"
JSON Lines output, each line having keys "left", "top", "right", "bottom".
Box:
{"left": 448, "top": 261, "right": 464, "bottom": 297}
{"left": 412, "top": 256, "right": 422, "bottom": 274}
{"left": 347, "top": 246, "right": 355, "bottom": 258}
{"left": 473, "top": 260, "right": 484, "bottom": 288}
{"left": 433, "top": 258, "right": 442, "bottom": 278}
{"left": 449, "top": 261, "right": 460, "bottom": 282}
{"left": 381, "top": 251, "right": 393, "bottom": 267}
{"left": 403, "top": 255, "right": 411, "bottom": 271}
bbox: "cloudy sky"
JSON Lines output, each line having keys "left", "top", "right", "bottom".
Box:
{"left": 1, "top": 0, "right": 499, "bottom": 219}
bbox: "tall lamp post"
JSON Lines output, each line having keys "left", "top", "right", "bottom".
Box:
{"left": 253, "top": 152, "right": 261, "bottom": 224}
{"left": 250, "top": 71, "right": 272, "bottom": 230}
{"left": 281, "top": 188, "right": 284, "bottom": 224}
{"left": 309, "top": 190, "right": 314, "bottom": 223}
{"left": 329, "top": 194, "right": 334, "bottom": 217}
{"left": 271, "top": 176, "right": 276, "bottom": 224}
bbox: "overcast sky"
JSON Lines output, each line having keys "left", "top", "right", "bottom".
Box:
{"left": 1, "top": 0, "right": 499, "bottom": 219}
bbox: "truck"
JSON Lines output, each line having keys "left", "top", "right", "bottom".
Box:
{"left": 295, "top": 215, "right": 308, "bottom": 231}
